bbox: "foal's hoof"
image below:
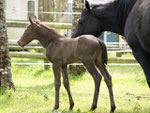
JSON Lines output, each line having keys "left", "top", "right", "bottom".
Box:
{"left": 90, "top": 105, "right": 97, "bottom": 111}
{"left": 69, "top": 102, "right": 74, "bottom": 110}
{"left": 52, "top": 105, "right": 59, "bottom": 111}
{"left": 110, "top": 106, "right": 116, "bottom": 113}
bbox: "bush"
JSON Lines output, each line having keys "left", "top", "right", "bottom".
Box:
{"left": 69, "top": 65, "right": 86, "bottom": 76}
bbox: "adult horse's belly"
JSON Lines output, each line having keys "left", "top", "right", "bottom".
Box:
{"left": 137, "top": 0, "right": 150, "bottom": 54}
{"left": 125, "top": 0, "right": 150, "bottom": 54}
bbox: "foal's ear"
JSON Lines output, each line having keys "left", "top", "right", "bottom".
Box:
{"left": 34, "top": 15, "right": 37, "bottom": 19}
{"left": 29, "top": 17, "right": 34, "bottom": 25}
{"left": 85, "top": 0, "right": 91, "bottom": 12}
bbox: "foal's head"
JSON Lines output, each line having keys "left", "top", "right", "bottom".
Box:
{"left": 17, "top": 17, "right": 40, "bottom": 47}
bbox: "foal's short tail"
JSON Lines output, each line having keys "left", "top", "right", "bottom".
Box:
{"left": 98, "top": 39, "right": 108, "bottom": 65}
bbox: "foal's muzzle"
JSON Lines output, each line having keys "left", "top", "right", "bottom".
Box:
{"left": 17, "top": 40, "right": 24, "bottom": 48}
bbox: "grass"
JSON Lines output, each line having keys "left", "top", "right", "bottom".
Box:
{"left": 0, "top": 57, "right": 150, "bottom": 113}
{"left": 108, "top": 53, "right": 135, "bottom": 58}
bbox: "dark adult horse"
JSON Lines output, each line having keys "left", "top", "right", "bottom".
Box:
{"left": 72, "top": 0, "right": 150, "bottom": 87}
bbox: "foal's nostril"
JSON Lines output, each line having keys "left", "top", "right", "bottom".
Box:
{"left": 17, "top": 40, "right": 23, "bottom": 47}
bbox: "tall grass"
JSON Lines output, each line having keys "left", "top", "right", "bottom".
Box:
{"left": 0, "top": 58, "right": 150, "bottom": 113}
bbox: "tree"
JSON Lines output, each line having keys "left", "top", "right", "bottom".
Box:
{"left": 38, "top": 0, "right": 59, "bottom": 22}
{"left": 70, "top": 0, "right": 86, "bottom": 75}
{"left": 38, "top": 0, "right": 52, "bottom": 21}
{"left": 72, "top": 0, "right": 84, "bottom": 31}
{"left": 0, "top": 0, "right": 15, "bottom": 93}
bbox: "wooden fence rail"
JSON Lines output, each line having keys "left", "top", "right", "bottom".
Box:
{"left": 8, "top": 40, "right": 130, "bottom": 51}
{"left": 9, "top": 52, "right": 46, "bottom": 59}
{"left": 7, "top": 21, "right": 72, "bottom": 29}
{"left": 9, "top": 52, "right": 137, "bottom": 63}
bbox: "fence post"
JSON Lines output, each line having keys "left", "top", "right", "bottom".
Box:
{"left": 116, "top": 34, "right": 122, "bottom": 57}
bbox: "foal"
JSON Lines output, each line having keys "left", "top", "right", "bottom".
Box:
{"left": 17, "top": 18, "right": 116, "bottom": 112}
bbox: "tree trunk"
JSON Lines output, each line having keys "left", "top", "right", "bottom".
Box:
{"left": 38, "top": 0, "right": 52, "bottom": 69}
{"left": 0, "top": 0, "right": 15, "bottom": 93}
{"left": 70, "top": 0, "right": 86, "bottom": 75}
{"left": 72, "top": 0, "right": 84, "bottom": 31}
{"left": 38, "top": 0, "right": 55, "bottom": 22}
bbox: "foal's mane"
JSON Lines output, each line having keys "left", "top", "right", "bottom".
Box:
{"left": 32, "top": 18, "right": 64, "bottom": 38}
{"left": 39, "top": 24, "right": 64, "bottom": 38}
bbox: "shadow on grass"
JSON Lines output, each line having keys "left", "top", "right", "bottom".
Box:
{"left": 16, "top": 83, "right": 54, "bottom": 91}
{"left": 33, "top": 69, "right": 47, "bottom": 77}
{"left": 15, "top": 73, "right": 86, "bottom": 92}
{"left": 69, "top": 72, "right": 86, "bottom": 81}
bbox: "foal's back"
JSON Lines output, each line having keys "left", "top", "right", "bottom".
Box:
{"left": 76, "top": 35, "right": 103, "bottom": 61}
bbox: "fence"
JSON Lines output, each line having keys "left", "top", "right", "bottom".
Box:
{"left": 7, "top": 20, "right": 72, "bottom": 29}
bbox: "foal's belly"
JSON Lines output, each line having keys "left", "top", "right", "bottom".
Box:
{"left": 61, "top": 55, "right": 79, "bottom": 65}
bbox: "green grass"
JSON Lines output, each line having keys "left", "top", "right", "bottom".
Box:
{"left": 0, "top": 57, "right": 150, "bottom": 113}
{"left": 108, "top": 53, "right": 135, "bottom": 58}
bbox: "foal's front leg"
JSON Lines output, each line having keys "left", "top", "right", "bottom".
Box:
{"left": 62, "top": 65, "right": 74, "bottom": 110}
{"left": 52, "top": 63, "right": 61, "bottom": 110}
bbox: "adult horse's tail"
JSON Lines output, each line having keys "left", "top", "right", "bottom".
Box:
{"left": 98, "top": 39, "right": 108, "bottom": 65}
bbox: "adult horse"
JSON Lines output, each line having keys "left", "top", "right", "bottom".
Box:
{"left": 72, "top": 0, "right": 150, "bottom": 87}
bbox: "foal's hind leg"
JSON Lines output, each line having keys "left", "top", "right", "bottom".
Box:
{"left": 95, "top": 61, "right": 116, "bottom": 113}
{"left": 62, "top": 65, "right": 74, "bottom": 110}
{"left": 83, "top": 61, "right": 102, "bottom": 111}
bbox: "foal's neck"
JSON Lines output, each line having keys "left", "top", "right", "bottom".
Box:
{"left": 36, "top": 25, "right": 64, "bottom": 48}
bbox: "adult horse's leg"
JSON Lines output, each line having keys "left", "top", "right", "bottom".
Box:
{"left": 129, "top": 41, "right": 150, "bottom": 87}
{"left": 52, "top": 63, "right": 61, "bottom": 110}
{"left": 125, "top": 30, "right": 150, "bottom": 87}
{"left": 125, "top": 4, "right": 150, "bottom": 87}
{"left": 95, "top": 61, "right": 116, "bottom": 113}
{"left": 83, "top": 61, "right": 102, "bottom": 111}
{"left": 62, "top": 65, "right": 74, "bottom": 110}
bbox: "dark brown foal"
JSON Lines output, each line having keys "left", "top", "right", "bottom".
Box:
{"left": 17, "top": 17, "right": 116, "bottom": 112}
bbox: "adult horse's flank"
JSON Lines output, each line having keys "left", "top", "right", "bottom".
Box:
{"left": 72, "top": 0, "right": 150, "bottom": 87}
{"left": 17, "top": 18, "right": 116, "bottom": 112}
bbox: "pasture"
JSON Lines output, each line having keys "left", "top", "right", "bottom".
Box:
{"left": 0, "top": 57, "right": 150, "bottom": 113}
{"left": 1, "top": 0, "right": 149, "bottom": 113}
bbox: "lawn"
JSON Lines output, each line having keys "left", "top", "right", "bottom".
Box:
{"left": 0, "top": 57, "right": 150, "bottom": 113}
